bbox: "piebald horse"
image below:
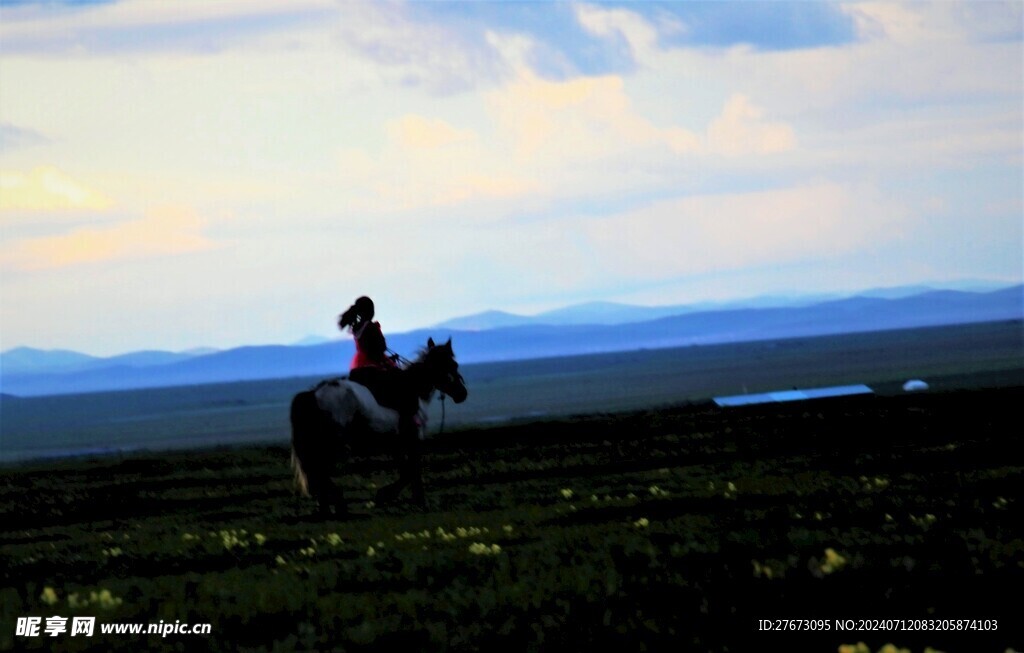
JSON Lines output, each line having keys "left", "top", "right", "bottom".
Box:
{"left": 290, "top": 338, "right": 467, "bottom": 515}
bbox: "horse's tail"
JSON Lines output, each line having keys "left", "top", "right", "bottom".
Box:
{"left": 290, "top": 389, "right": 327, "bottom": 498}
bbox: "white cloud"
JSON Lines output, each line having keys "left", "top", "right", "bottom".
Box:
{"left": 327, "top": 71, "right": 798, "bottom": 219}
{"left": 486, "top": 71, "right": 701, "bottom": 160}
{"left": 706, "top": 94, "right": 796, "bottom": 156}
{"left": 574, "top": 3, "right": 662, "bottom": 66}
{"left": 333, "top": 1, "right": 507, "bottom": 94}
{"left": 0, "top": 0, "right": 338, "bottom": 54}
{"left": 841, "top": 1, "right": 1023, "bottom": 44}
{"left": 582, "top": 181, "right": 912, "bottom": 280}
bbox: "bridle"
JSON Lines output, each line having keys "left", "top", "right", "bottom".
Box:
{"left": 386, "top": 347, "right": 463, "bottom": 436}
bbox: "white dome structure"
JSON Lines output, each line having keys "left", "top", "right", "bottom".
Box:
{"left": 903, "top": 379, "right": 929, "bottom": 392}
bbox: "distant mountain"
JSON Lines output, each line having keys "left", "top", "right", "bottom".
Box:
{"left": 181, "top": 347, "right": 220, "bottom": 356}
{"left": 0, "top": 347, "right": 100, "bottom": 375}
{"left": 2, "top": 285, "right": 1020, "bottom": 397}
{"left": 433, "top": 297, "right": 830, "bottom": 330}
{"left": 534, "top": 301, "right": 698, "bottom": 325}
{"left": 433, "top": 284, "right": 985, "bottom": 330}
{"left": 434, "top": 310, "right": 535, "bottom": 331}
{"left": 0, "top": 346, "right": 208, "bottom": 377}
{"left": 104, "top": 350, "right": 203, "bottom": 368}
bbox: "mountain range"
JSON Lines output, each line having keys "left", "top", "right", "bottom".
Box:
{"left": 431, "top": 281, "right": 1010, "bottom": 330}
{"left": 2, "top": 283, "right": 1021, "bottom": 397}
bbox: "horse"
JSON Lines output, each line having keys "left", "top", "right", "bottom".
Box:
{"left": 290, "top": 337, "right": 467, "bottom": 515}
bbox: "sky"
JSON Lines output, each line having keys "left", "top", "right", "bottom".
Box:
{"left": 1, "top": 0, "right": 1021, "bottom": 356}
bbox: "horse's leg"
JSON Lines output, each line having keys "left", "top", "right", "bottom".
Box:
{"left": 303, "top": 452, "right": 343, "bottom": 517}
{"left": 374, "top": 418, "right": 426, "bottom": 509}
{"left": 374, "top": 454, "right": 408, "bottom": 505}
{"left": 305, "top": 425, "right": 348, "bottom": 518}
{"left": 324, "top": 428, "right": 350, "bottom": 517}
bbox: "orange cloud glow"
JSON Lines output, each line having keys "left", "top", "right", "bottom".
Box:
{"left": 1, "top": 206, "right": 214, "bottom": 270}
{"left": 0, "top": 166, "right": 113, "bottom": 213}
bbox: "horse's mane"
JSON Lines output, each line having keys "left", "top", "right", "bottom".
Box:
{"left": 409, "top": 340, "right": 453, "bottom": 367}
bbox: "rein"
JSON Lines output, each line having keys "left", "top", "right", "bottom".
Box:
{"left": 386, "top": 348, "right": 412, "bottom": 367}
{"left": 438, "top": 392, "right": 447, "bottom": 436}
{"left": 388, "top": 347, "right": 450, "bottom": 437}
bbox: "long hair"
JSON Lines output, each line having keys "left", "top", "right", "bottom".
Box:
{"left": 338, "top": 296, "right": 375, "bottom": 331}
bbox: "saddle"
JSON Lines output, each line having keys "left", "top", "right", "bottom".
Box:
{"left": 348, "top": 366, "right": 418, "bottom": 417}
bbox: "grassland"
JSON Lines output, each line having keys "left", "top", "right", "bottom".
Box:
{"left": 1, "top": 321, "right": 1022, "bottom": 651}
{"left": 2, "top": 385, "right": 1023, "bottom": 652}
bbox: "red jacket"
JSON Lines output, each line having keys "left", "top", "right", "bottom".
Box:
{"left": 350, "top": 321, "right": 397, "bottom": 370}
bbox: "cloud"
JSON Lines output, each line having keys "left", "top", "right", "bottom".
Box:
{"left": 0, "top": 0, "right": 1018, "bottom": 354}
{"left": 706, "top": 95, "right": 796, "bottom": 156}
{"left": 429, "top": 174, "right": 538, "bottom": 206}
{"left": 366, "top": 180, "right": 914, "bottom": 313}
{"left": 0, "top": 0, "right": 338, "bottom": 55}
{"left": 468, "top": 71, "right": 796, "bottom": 205}
{"left": 386, "top": 115, "right": 476, "bottom": 150}
{"left": 333, "top": 1, "right": 508, "bottom": 94}
{"left": 581, "top": 181, "right": 912, "bottom": 280}
{"left": 0, "top": 206, "right": 214, "bottom": 270}
{"left": 0, "top": 166, "right": 113, "bottom": 214}
{"left": 345, "top": 154, "right": 539, "bottom": 214}
{"left": 574, "top": 3, "right": 663, "bottom": 66}
{"left": 486, "top": 71, "right": 699, "bottom": 159}
{"left": 0, "top": 122, "right": 48, "bottom": 151}
{"left": 329, "top": 69, "right": 796, "bottom": 220}
{"left": 841, "top": 1, "right": 1023, "bottom": 44}
{"left": 335, "top": 110, "right": 538, "bottom": 213}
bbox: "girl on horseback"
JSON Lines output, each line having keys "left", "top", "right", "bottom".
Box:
{"left": 338, "top": 297, "right": 420, "bottom": 451}
{"left": 338, "top": 296, "right": 397, "bottom": 372}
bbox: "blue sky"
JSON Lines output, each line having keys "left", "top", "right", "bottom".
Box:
{"left": 1, "top": 0, "right": 1021, "bottom": 355}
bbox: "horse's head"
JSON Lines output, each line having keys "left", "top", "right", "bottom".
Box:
{"left": 422, "top": 337, "right": 468, "bottom": 404}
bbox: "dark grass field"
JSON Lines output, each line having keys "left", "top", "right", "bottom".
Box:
{"left": 2, "top": 384, "right": 1022, "bottom": 652}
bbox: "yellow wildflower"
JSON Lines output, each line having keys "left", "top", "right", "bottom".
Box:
{"left": 40, "top": 587, "right": 59, "bottom": 606}
{"left": 820, "top": 548, "right": 848, "bottom": 574}
{"left": 93, "top": 589, "right": 122, "bottom": 609}
{"left": 468, "top": 542, "right": 502, "bottom": 555}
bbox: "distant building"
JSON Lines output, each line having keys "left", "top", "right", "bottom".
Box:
{"left": 714, "top": 384, "right": 874, "bottom": 407}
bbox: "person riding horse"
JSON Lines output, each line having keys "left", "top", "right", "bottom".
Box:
{"left": 338, "top": 297, "right": 418, "bottom": 442}
{"left": 291, "top": 335, "right": 467, "bottom": 512}
{"left": 339, "top": 296, "right": 396, "bottom": 372}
